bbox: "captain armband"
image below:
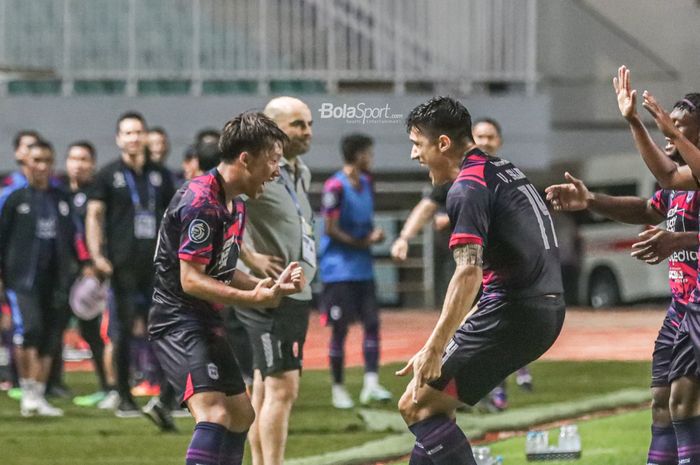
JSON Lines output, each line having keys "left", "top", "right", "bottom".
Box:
{"left": 453, "top": 243, "right": 483, "bottom": 267}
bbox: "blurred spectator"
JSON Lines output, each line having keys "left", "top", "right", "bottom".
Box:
{"left": 147, "top": 127, "right": 170, "bottom": 165}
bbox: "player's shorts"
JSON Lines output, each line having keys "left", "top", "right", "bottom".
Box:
{"left": 651, "top": 301, "right": 686, "bottom": 387}
{"left": 235, "top": 297, "right": 310, "bottom": 378}
{"left": 428, "top": 294, "right": 565, "bottom": 405}
{"left": 152, "top": 324, "right": 246, "bottom": 406}
{"left": 6, "top": 286, "right": 60, "bottom": 353}
{"left": 669, "top": 303, "right": 700, "bottom": 383}
{"left": 320, "top": 280, "right": 378, "bottom": 328}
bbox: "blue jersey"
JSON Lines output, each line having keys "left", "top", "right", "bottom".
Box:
{"left": 319, "top": 170, "right": 374, "bottom": 283}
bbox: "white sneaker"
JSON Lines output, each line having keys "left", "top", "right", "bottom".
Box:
{"left": 359, "top": 384, "right": 393, "bottom": 405}
{"left": 36, "top": 397, "right": 64, "bottom": 417}
{"left": 97, "top": 390, "right": 120, "bottom": 410}
{"left": 331, "top": 385, "right": 355, "bottom": 409}
{"left": 20, "top": 392, "right": 39, "bottom": 417}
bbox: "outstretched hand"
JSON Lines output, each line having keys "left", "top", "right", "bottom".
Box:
{"left": 642, "top": 90, "right": 679, "bottom": 139}
{"left": 613, "top": 65, "right": 637, "bottom": 121}
{"left": 631, "top": 226, "right": 675, "bottom": 265}
{"left": 545, "top": 172, "right": 591, "bottom": 211}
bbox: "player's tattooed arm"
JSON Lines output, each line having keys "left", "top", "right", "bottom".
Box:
{"left": 453, "top": 243, "right": 483, "bottom": 267}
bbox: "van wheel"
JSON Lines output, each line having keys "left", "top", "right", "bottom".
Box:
{"left": 588, "top": 269, "right": 620, "bottom": 309}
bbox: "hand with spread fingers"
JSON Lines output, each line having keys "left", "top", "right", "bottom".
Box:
{"left": 545, "top": 172, "right": 591, "bottom": 212}
{"left": 395, "top": 344, "right": 443, "bottom": 403}
{"left": 631, "top": 226, "right": 674, "bottom": 264}
{"left": 613, "top": 65, "right": 638, "bottom": 121}
{"left": 642, "top": 90, "right": 680, "bottom": 140}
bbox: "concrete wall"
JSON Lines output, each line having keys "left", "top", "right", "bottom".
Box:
{"left": 0, "top": 94, "right": 551, "bottom": 173}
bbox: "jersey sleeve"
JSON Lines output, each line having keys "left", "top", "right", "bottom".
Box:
{"left": 321, "top": 177, "right": 344, "bottom": 219}
{"left": 447, "top": 180, "right": 491, "bottom": 249}
{"left": 648, "top": 189, "right": 668, "bottom": 216}
{"left": 178, "top": 203, "right": 219, "bottom": 265}
{"left": 427, "top": 181, "right": 451, "bottom": 207}
{"left": 88, "top": 166, "right": 111, "bottom": 202}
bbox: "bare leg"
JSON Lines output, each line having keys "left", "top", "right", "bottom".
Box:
{"left": 258, "top": 369, "right": 300, "bottom": 465}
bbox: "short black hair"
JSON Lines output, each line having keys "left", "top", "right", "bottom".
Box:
{"left": 219, "top": 111, "right": 289, "bottom": 163}
{"left": 67, "top": 140, "right": 97, "bottom": 160}
{"left": 472, "top": 117, "right": 502, "bottom": 137}
{"left": 196, "top": 141, "right": 222, "bottom": 172}
{"left": 13, "top": 130, "right": 41, "bottom": 150}
{"left": 149, "top": 126, "right": 167, "bottom": 137}
{"left": 341, "top": 133, "right": 373, "bottom": 164}
{"left": 28, "top": 140, "right": 54, "bottom": 155}
{"left": 674, "top": 93, "right": 700, "bottom": 122}
{"left": 183, "top": 144, "right": 198, "bottom": 161}
{"left": 116, "top": 111, "right": 147, "bottom": 133}
{"left": 406, "top": 96, "right": 473, "bottom": 143}
{"left": 196, "top": 128, "right": 221, "bottom": 145}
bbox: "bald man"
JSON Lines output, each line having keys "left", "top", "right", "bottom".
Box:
{"left": 235, "top": 97, "right": 316, "bottom": 465}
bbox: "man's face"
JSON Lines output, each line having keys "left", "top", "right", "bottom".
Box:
{"left": 355, "top": 146, "right": 374, "bottom": 172}
{"left": 409, "top": 126, "right": 449, "bottom": 185}
{"left": 244, "top": 141, "right": 283, "bottom": 199}
{"left": 66, "top": 146, "right": 95, "bottom": 184}
{"left": 275, "top": 105, "right": 313, "bottom": 157}
{"left": 26, "top": 147, "right": 54, "bottom": 188}
{"left": 182, "top": 157, "right": 200, "bottom": 181}
{"left": 15, "top": 134, "right": 38, "bottom": 165}
{"left": 666, "top": 109, "right": 700, "bottom": 160}
{"left": 472, "top": 122, "right": 502, "bottom": 155}
{"left": 148, "top": 131, "right": 169, "bottom": 163}
{"left": 116, "top": 118, "right": 147, "bottom": 157}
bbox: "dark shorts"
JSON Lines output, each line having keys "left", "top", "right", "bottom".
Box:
{"left": 235, "top": 297, "right": 310, "bottom": 378}
{"left": 669, "top": 303, "right": 700, "bottom": 383}
{"left": 321, "top": 281, "right": 378, "bottom": 328}
{"left": 428, "top": 294, "right": 565, "bottom": 405}
{"left": 152, "top": 324, "right": 246, "bottom": 406}
{"left": 6, "top": 286, "right": 61, "bottom": 353}
{"left": 651, "top": 302, "right": 685, "bottom": 387}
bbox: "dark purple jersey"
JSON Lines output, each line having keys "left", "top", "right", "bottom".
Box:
{"left": 447, "top": 148, "right": 563, "bottom": 302}
{"left": 149, "top": 169, "right": 245, "bottom": 337}
{"left": 649, "top": 189, "right": 699, "bottom": 313}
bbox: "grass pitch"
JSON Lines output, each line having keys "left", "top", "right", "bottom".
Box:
{"left": 1, "top": 360, "right": 651, "bottom": 464}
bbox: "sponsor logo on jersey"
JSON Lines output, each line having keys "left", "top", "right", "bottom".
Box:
{"left": 188, "top": 219, "right": 211, "bottom": 244}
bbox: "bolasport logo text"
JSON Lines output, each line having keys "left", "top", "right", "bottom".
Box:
{"left": 318, "top": 102, "right": 403, "bottom": 124}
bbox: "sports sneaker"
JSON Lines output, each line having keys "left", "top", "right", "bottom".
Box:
{"left": 36, "top": 397, "right": 64, "bottom": 417}
{"left": 20, "top": 392, "right": 39, "bottom": 417}
{"left": 359, "top": 384, "right": 393, "bottom": 405}
{"left": 73, "top": 391, "right": 107, "bottom": 407}
{"left": 331, "top": 385, "right": 355, "bottom": 409}
{"left": 115, "top": 397, "right": 142, "bottom": 418}
{"left": 97, "top": 390, "right": 120, "bottom": 410}
{"left": 516, "top": 368, "right": 534, "bottom": 391}
{"left": 132, "top": 381, "right": 160, "bottom": 397}
{"left": 142, "top": 397, "right": 177, "bottom": 432}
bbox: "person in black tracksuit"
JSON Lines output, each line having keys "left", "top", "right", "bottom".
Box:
{"left": 0, "top": 141, "right": 92, "bottom": 416}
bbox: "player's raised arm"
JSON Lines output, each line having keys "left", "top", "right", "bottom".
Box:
{"left": 614, "top": 66, "right": 697, "bottom": 189}
{"left": 545, "top": 172, "right": 664, "bottom": 225}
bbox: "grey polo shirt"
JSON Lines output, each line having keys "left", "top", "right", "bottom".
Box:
{"left": 244, "top": 156, "right": 316, "bottom": 301}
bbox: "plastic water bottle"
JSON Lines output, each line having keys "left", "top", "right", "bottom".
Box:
{"left": 473, "top": 446, "right": 503, "bottom": 465}
{"left": 558, "top": 425, "right": 582, "bottom": 454}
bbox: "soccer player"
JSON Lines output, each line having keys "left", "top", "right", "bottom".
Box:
{"left": 148, "top": 111, "right": 304, "bottom": 465}
{"left": 609, "top": 66, "right": 700, "bottom": 464}
{"left": 234, "top": 96, "right": 316, "bottom": 465}
{"left": 86, "top": 111, "right": 176, "bottom": 417}
{"left": 396, "top": 96, "right": 565, "bottom": 465}
{"left": 319, "top": 133, "right": 392, "bottom": 409}
{"left": 546, "top": 173, "right": 699, "bottom": 465}
{"left": 0, "top": 141, "right": 92, "bottom": 416}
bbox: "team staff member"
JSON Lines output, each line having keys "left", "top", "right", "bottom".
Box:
{"left": 235, "top": 96, "right": 316, "bottom": 465}
{"left": 396, "top": 97, "right": 564, "bottom": 465}
{"left": 149, "top": 111, "right": 304, "bottom": 465}
{"left": 0, "top": 141, "right": 92, "bottom": 416}
{"left": 319, "top": 133, "right": 392, "bottom": 409}
{"left": 86, "top": 111, "right": 175, "bottom": 417}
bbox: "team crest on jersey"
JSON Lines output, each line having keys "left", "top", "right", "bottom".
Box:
{"left": 17, "top": 203, "right": 30, "bottom": 214}
{"left": 58, "top": 200, "right": 70, "bottom": 216}
{"left": 149, "top": 171, "right": 162, "bottom": 187}
{"left": 188, "top": 219, "right": 211, "bottom": 244}
{"left": 207, "top": 363, "right": 219, "bottom": 380}
{"left": 73, "top": 192, "right": 87, "bottom": 208}
{"left": 113, "top": 171, "right": 126, "bottom": 188}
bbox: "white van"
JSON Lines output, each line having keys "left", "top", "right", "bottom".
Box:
{"left": 573, "top": 153, "right": 670, "bottom": 307}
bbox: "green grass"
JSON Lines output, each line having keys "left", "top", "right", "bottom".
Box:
{"left": 390, "top": 409, "right": 651, "bottom": 465}
{"left": 1, "top": 360, "right": 651, "bottom": 464}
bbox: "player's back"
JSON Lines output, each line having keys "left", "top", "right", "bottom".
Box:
{"left": 448, "top": 149, "right": 563, "bottom": 301}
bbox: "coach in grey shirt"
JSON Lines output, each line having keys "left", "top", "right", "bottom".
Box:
{"left": 236, "top": 96, "right": 315, "bottom": 465}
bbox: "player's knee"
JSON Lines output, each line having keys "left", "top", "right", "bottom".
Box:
{"left": 269, "top": 381, "right": 298, "bottom": 405}
{"left": 398, "top": 391, "right": 420, "bottom": 424}
{"left": 204, "top": 403, "right": 233, "bottom": 427}
{"left": 651, "top": 387, "right": 670, "bottom": 412}
{"left": 227, "top": 401, "right": 256, "bottom": 431}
